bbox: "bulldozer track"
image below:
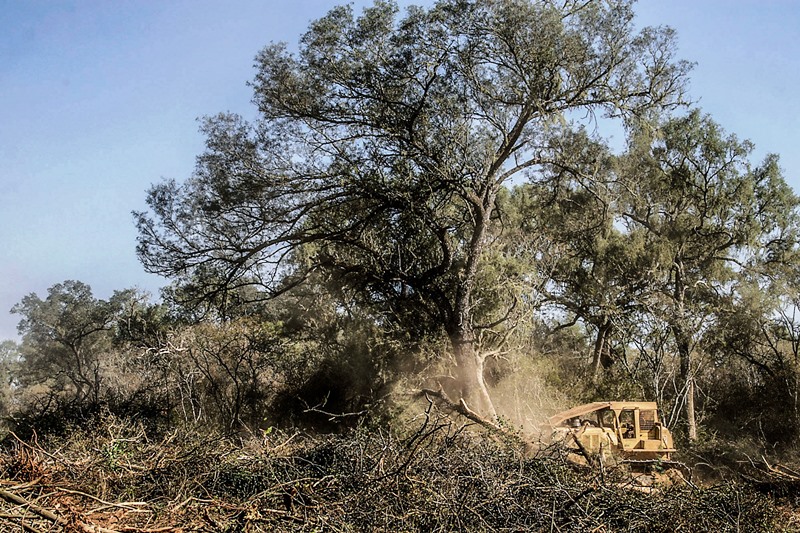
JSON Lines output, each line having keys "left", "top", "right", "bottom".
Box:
{"left": 622, "top": 459, "right": 693, "bottom": 480}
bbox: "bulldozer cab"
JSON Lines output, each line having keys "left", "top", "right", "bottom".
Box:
{"left": 615, "top": 406, "right": 668, "bottom": 453}
{"left": 547, "top": 401, "right": 675, "bottom": 461}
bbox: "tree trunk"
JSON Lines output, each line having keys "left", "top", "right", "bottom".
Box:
{"left": 672, "top": 263, "right": 697, "bottom": 441}
{"left": 450, "top": 331, "right": 497, "bottom": 421}
{"left": 591, "top": 319, "right": 612, "bottom": 382}
{"left": 686, "top": 373, "right": 697, "bottom": 440}
{"left": 673, "top": 323, "right": 697, "bottom": 441}
{"left": 443, "top": 185, "right": 499, "bottom": 420}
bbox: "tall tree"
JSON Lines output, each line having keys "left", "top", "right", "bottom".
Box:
{"left": 136, "top": 0, "right": 689, "bottom": 417}
{"left": 619, "top": 111, "right": 798, "bottom": 439}
{"left": 529, "top": 129, "right": 655, "bottom": 380}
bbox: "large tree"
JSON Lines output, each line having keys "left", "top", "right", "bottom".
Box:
{"left": 136, "top": 0, "right": 689, "bottom": 417}
{"left": 527, "top": 129, "right": 655, "bottom": 381}
{"left": 11, "top": 281, "right": 132, "bottom": 405}
{"left": 618, "top": 111, "right": 798, "bottom": 439}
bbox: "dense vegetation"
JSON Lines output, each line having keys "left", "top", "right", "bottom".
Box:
{"left": 2, "top": 0, "right": 800, "bottom": 530}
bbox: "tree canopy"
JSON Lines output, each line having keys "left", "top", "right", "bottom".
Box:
{"left": 135, "top": 0, "right": 691, "bottom": 417}
{"left": 11, "top": 281, "right": 133, "bottom": 405}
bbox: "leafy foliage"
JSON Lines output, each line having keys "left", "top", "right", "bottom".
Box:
{"left": 11, "top": 281, "right": 137, "bottom": 405}
{"left": 135, "top": 0, "right": 691, "bottom": 417}
{"left": 4, "top": 3, "right": 800, "bottom": 510}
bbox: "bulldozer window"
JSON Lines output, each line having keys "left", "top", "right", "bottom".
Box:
{"left": 620, "top": 410, "right": 636, "bottom": 438}
{"left": 599, "top": 409, "right": 615, "bottom": 429}
{"left": 640, "top": 410, "right": 655, "bottom": 431}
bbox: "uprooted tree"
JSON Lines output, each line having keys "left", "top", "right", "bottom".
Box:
{"left": 135, "top": 0, "right": 691, "bottom": 419}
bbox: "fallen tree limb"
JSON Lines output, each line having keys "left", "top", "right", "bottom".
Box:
{"left": 569, "top": 431, "right": 597, "bottom": 468}
{"left": 0, "top": 513, "right": 46, "bottom": 533}
{"left": 0, "top": 486, "right": 127, "bottom": 533}
{"left": 119, "top": 527, "right": 175, "bottom": 532}
{"left": 418, "top": 388, "right": 503, "bottom": 432}
{"left": 762, "top": 456, "right": 800, "bottom": 482}
{"left": 417, "top": 388, "right": 531, "bottom": 449}
{"left": 55, "top": 486, "right": 150, "bottom": 512}
{"left": 0, "top": 487, "right": 65, "bottom": 526}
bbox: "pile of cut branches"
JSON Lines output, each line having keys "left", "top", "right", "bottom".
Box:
{"left": 0, "top": 408, "right": 791, "bottom": 532}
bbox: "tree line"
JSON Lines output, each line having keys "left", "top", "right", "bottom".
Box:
{"left": 2, "top": 0, "right": 800, "bottom": 450}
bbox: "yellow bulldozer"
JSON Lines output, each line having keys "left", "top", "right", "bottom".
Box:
{"left": 546, "top": 401, "right": 677, "bottom": 467}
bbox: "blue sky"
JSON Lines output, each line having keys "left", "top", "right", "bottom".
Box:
{"left": 1, "top": 0, "right": 798, "bottom": 340}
